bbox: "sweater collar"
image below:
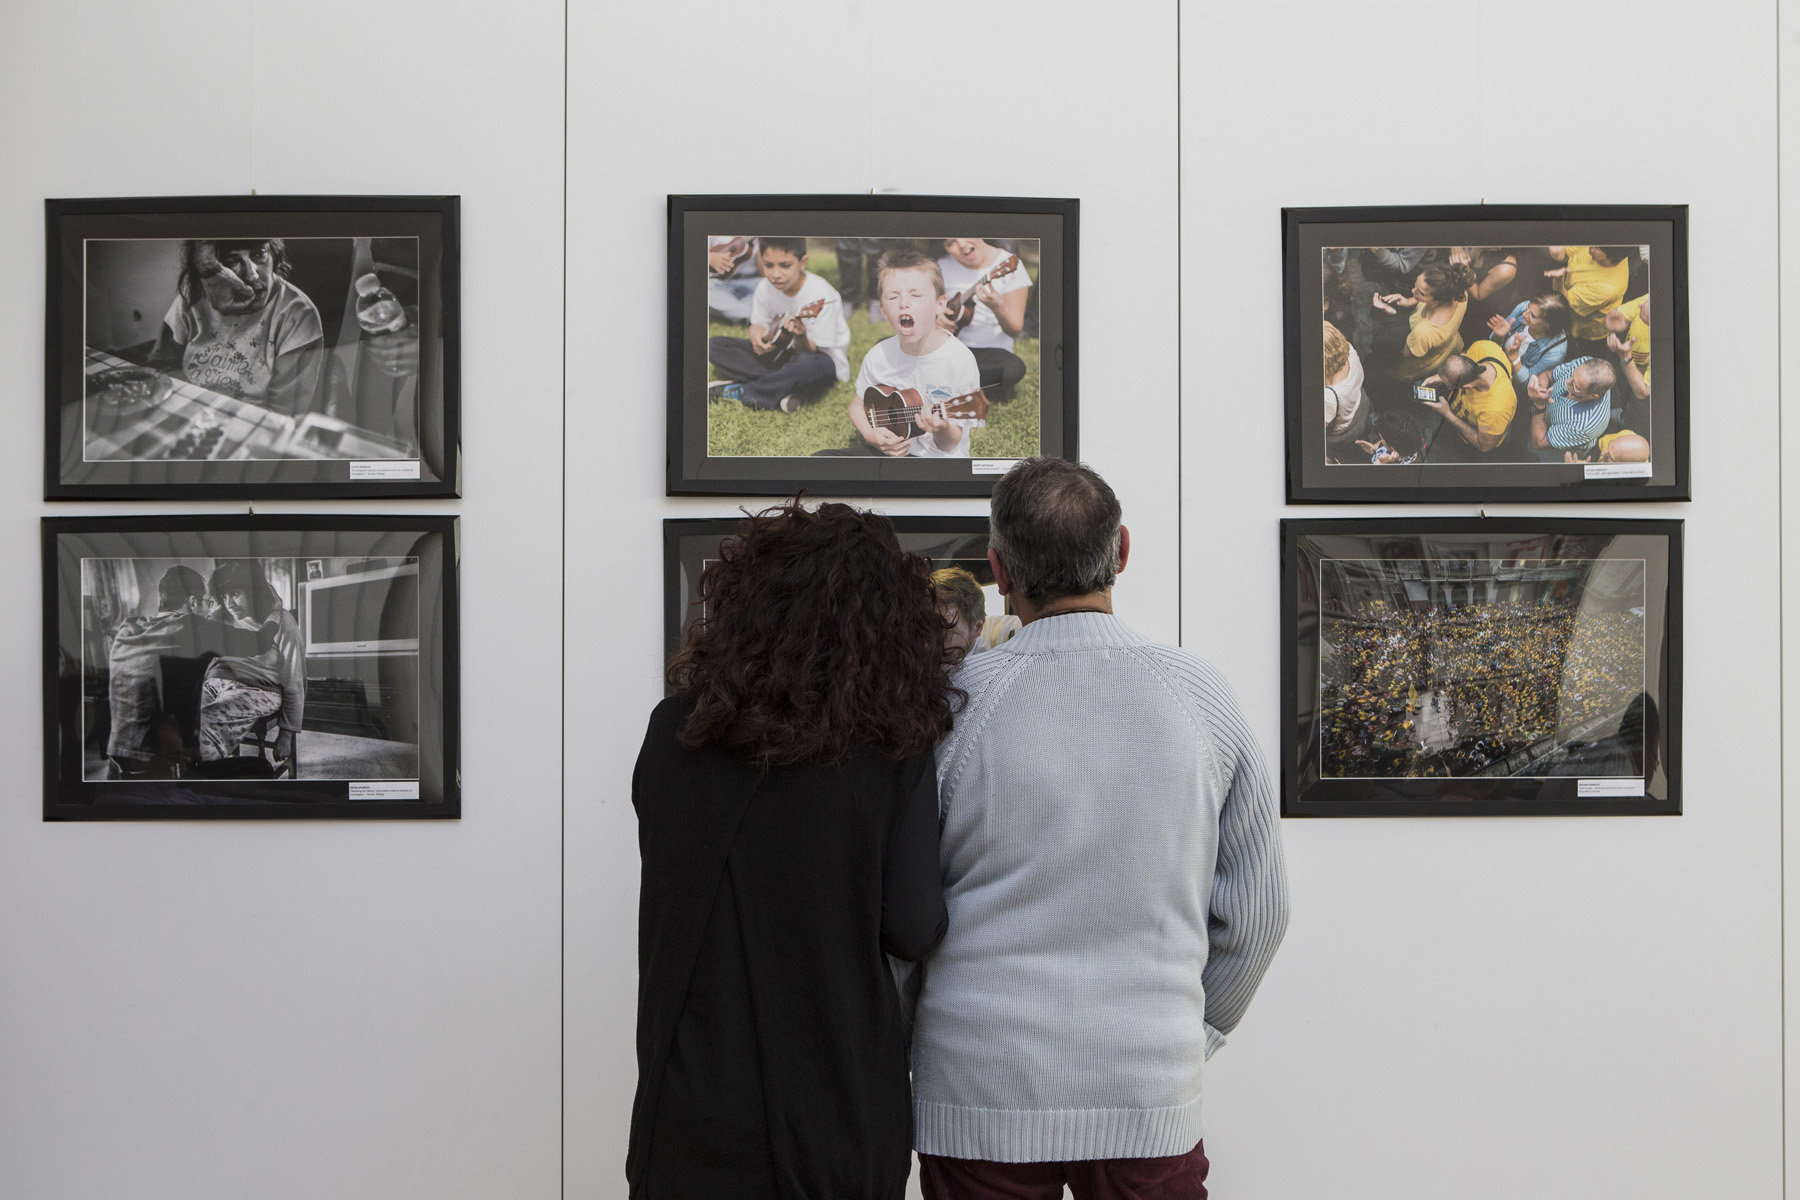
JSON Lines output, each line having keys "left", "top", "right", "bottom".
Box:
{"left": 998, "top": 610, "right": 1148, "bottom": 653}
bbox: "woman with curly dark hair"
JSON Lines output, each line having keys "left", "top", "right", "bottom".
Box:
{"left": 629, "top": 501, "right": 954, "bottom": 1200}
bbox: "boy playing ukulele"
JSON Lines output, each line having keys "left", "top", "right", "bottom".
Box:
{"left": 937, "top": 237, "right": 1031, "bottom": 399}
{"left": 706, "top": 237, "right": 849, "bottom": 412}
{"left": 819, "top": 247, "right": 984, "bottom": 457}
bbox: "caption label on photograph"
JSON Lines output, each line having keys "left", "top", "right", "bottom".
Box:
{"left": 350, "top": 460, "right": 423, "bottom": 481}
{"left": 972, "top": 459, "right": 1023, "bottom": 476}
{"left": 1584, "top": 462, "right": 1653, "bottom": 480}
{"left": 1577, "top": 778, "right": 1646, "bottom": 798}
{"left": 349, "top": 781, "right": 421, "bottom": 800}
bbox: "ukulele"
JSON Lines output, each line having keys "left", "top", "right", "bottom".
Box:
{"left": 945, "top": 254, "right": 1022, "bottom": 332}
{"left": 862, "top": 384, "right": 991, "bottom": 442}
{"left": 755, "top": 299, "right": 825, "bottom": 368}
{"left": 710, "top": 236, "right": 755, "bottom": 276}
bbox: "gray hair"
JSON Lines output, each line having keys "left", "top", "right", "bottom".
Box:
{"left": 988, "top": 458, "right": 1123, "bottom": 604}
{"left": 1576, "top": 358, "right": 1618, "bottom": 393}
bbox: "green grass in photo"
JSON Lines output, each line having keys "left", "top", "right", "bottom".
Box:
{"left": 706, "top": 242, "right": 1041, "bottom": 460}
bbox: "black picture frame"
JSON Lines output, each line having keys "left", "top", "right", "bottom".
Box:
{"left": 44, "top": 514, "right": 459, "bottom": 819}
{"left": 46, "top": 195, "right": 461, "bottom": 499}
{"left": 1285, "top": 205, "right": 1688, "bottom": 503}
{"left": 1282, "top": 517, "right": 1681, "bottom": 818}
{"left": 667, "top": 194, "right": 1078, "bottom": 496}
{"left": 664, "top": 515, "right": 999, "bottom": 667}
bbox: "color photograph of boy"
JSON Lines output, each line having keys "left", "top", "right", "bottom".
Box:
{"left": 1319, "top": 242, "right": 1653, "bottom": 470}
{"left": 704, "top": 235, "right": 1042, "bottom": 459}
{"left": 706, "top": 237, "right": 849, "bottom": 413}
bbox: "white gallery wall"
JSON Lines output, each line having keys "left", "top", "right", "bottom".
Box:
{"left": 0, "top": 0, "right": 1794, "bottom": 1197}
{"left": 0, "top": 0, "right": 565, "bottom": 1197}
{"left": 1185, "top": 3, "right": 1784, "bottom": 1198}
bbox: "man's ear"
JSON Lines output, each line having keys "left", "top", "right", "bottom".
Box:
{"left": 1117, "top": 526, "right": 1131, "bottom": 575}
{"left": 987, "top": 547, "right": 1014, "bottom": 597}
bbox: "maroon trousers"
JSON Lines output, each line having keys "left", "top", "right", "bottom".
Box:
{"left": 919, "top": 1140, "right": 1209, "bottom": 1200}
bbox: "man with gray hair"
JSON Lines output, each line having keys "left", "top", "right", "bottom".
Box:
{"left": 911, "top": 457, "right": 1289, "bottom": 1198}
{"left": 1527, "top": 356, "right": 1618, "bottom": 462}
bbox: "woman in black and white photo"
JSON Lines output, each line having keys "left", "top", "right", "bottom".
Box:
{"left": 197, "top": 559, "right": 306, "bottom": 767}
{"left": 147, "top": 238, "right": 326, "bottom": 416}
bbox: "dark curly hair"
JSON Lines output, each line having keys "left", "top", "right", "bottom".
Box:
{"left": 208, "top": 559, "right": 283, "bottom": 622}
{"left": 668, "top": 501, "right": 961, "bottom": 767}
{"left": 1419, "top": 261, "right": 1477, "bottom": 303}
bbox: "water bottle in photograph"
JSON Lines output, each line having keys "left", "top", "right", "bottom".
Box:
{"left": 354, "top": 273, "right": 407, "bottom": 335}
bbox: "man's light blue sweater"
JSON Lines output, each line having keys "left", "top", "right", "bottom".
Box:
{"left": 912, "top": 612, "right": 1290, "bottom": 1162}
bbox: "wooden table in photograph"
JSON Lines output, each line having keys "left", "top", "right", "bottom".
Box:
{"left": 81, "top": 350, "right": 412, "bottom": 462}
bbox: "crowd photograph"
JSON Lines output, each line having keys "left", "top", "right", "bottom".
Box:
{"left": 1321, "top": 243, "right": 1655, "bottom": 469}
{"left": 1317, "top": 555, "right": 1648, "bottom": 780}
{"left": 704, "top": 235, "right": 1042, "bottom": 460}
{"left": 80, "top": 554, "right": 422, "bottom": 785}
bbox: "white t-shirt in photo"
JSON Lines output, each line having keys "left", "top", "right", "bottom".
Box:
{"left": 1325, "top": 341, "right": 1366, "bottom": 437}
{"left": 854, "top": 334, "right": 983, "bottom": 458}
{"left": 937, "top": 246, "right": 1032, "bottom": 351}
{"left": 164, "top": 275, "right": 323, "bottom": 402}
{"left": 750, "top": 272, "right": 850, "bottom": 381}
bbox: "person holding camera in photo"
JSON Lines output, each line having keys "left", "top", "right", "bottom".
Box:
{"left": 1419, "top": 340, "right": 1518, "bottom": 462}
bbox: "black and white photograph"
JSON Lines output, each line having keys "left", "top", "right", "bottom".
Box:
{"left": 46, "top": 196, "right": 460, "bottom": 499}
{"left": 1282, "top": 518, "right": 1681, "bottom": 817}
{"left": 45, "top": 516, "right": 458, "bottom": 818}
{"left": 669, "top": 196, "right": 1077, "bottom": 496}
{"left": 1284, "top": 206, "right": 1688, "bottom": 503}
{"left": 665, "top": 515, "right": 1011, "bottom": 668}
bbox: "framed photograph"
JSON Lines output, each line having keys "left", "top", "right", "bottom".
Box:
{"left": 664, "top": 515, "right": 1011, "bottom": 667}
{"left": 668, "top": 194, "right": 1077, "bottom": 496}
{"left": 46, "top": 195, "right": 460, "bottom": 499}
{"left": 1285, "top": 205, "right": 1688, "bottom": 503}
{"left": 44, "top": 515, "right": 459, "bottom": 819}
{"left": 1282, "top": 517, "right": 1681, "bottom": 817}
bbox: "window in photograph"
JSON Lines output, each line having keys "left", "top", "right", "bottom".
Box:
{"left": 1282, "top": 518, "right": 1681, "bottom": 816}
{"left": 44, "top": 516, "right": 458, "bottom": 819}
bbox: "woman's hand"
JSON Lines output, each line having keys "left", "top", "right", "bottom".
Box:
{"left": 1486, "top": 313, "right": 1511, "bottom": 337}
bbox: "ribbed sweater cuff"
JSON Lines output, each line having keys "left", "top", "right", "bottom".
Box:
{"left": 914, "top": 1096, "right": 1204, "bottom": 1163}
